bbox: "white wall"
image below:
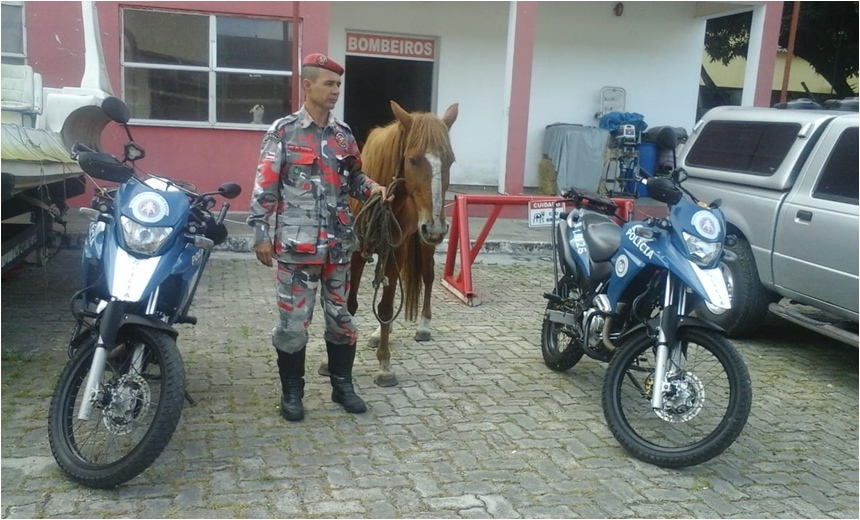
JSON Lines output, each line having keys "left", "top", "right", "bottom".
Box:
{"left": 330, "top": 1, "right": 509, "bottom": 185}
{"left": 330, "top": 1, "right": 707, "bottom": 188}
{"left": 527, "top": 1, "right": 706, "bottom": 186}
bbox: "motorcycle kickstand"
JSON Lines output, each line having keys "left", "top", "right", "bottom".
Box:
{"left": 185, "top": 391, "right": 196, "bottom": 406}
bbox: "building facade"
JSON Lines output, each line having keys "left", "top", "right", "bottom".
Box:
{"left": 4, "top": 1, "right": 782, "bottom": 211}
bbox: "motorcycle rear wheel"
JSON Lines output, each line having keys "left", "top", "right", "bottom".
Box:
{"left": 540, "top": 280, "right": 585, "bottom": 371}
{"left": 602, "top": 327, "right": 751, "bottom": 468}
{"left": 48, "top": 327, "right": 185, "bottom": 489}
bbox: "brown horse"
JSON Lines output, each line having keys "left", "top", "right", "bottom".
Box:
{"left": 347, "top": 100, "right": 458, "bottom": 387}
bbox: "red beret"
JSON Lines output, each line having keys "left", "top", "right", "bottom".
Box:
{"left": 301, "top": 53, "right": 344, "bottom": 75}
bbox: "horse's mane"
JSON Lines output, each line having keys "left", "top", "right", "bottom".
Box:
{"left": 360, "top": 112, "right": 455, "bottom": 187}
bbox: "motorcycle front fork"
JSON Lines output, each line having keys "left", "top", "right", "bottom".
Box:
{"left": 77, "top": 293, "right": 155, "bottom": 421}
{"left": 651, "top": 274, "right": 686, "bottom": 411}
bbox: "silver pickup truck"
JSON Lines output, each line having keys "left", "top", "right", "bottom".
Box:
{"left": 677, "top": 106, "right": 858, "bottom": 346}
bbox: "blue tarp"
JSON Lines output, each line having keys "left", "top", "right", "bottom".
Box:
{"left": 598, "top": 112, "right": 648, "bottom": 134}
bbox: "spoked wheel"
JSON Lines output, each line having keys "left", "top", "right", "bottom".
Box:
{"left": 48, "top": 327, "right": 185, "bottom": 489}
{"left": 541, "top": 280, "right": 585, "bottom": 371}
{"left": 602, "top": 327, "right": 752, "bottom": 468}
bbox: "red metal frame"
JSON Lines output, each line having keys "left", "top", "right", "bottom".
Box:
{"left": 441, "top": 194, "right": 634, "bottom": 306}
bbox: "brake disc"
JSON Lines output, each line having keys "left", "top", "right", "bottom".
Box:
{"left": 103, "top": 373, "right": 151, "bottom": 434}
{"left": 655, "top": 372, "right": 705, "bottom": 423}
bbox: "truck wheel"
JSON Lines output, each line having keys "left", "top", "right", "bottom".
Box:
{"left": 696, "top": 237, "right": 775, "bottom": 337}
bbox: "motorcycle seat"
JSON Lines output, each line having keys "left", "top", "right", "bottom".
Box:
{"left": 581, "top": 212, "right": 621, "bottom": 262}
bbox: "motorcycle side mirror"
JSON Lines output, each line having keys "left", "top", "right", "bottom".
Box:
{"left": 645, "top": 177, "right": 683, "bottom": 206}
{"left": 102, "top": 96, "right": 130, "bottom": 124}
{"left": 218, "top": 182, "right": 242, "bottom": 199}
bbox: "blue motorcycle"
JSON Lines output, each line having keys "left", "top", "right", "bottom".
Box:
{"left": 48, "top": 97, "right": 241, "bottom": 488}
{"left": 542, "top": 167, "right": 752, "bottom": 468}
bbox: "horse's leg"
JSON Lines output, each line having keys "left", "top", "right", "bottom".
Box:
{"left": 373, "top": 251, "right": 402, "bottom": 387}
{"left": 320, "top": 252, "right": 367, "bottom": 377}
{"left": 347, "top": 251, "right": 367, "bottom": 316}
{"left": 414, "top": 243, "right": 436, "bottom": 342}
{"left": 367, "top": 321, "right": 394, "bottom": 348}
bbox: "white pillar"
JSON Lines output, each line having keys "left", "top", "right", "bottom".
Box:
{"left": 741, "top": 4, "right": 766, "bottom": 106}
{"left": 497, "top": 1, "right": 519, "bottom": 193}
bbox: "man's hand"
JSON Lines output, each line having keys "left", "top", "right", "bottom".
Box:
{"left": 371, "top": 184, "right": 394, "bottom": 204}
{"left": 255, "top": 241, "right": 274, "bottom": 267}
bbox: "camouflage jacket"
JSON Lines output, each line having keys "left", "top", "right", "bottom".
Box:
{"left": 247, "top": 106, "right": 378, "bottom": 264}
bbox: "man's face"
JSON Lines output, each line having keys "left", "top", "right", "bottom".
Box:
{"left": 304, "top": 69, "right": 342, "bottom": 112}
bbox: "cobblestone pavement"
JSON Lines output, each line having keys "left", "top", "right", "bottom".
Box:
{"left": 2, "top": 249, "right": 857, "bottom": 518}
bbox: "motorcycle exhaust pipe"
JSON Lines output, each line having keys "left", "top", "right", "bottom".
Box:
{"left": 545, "top": 309, "right": 577, "bottom": 326}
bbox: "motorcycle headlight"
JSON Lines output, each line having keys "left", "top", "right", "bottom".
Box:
{"left": 683, "top": 232, "right": 722, "bottom": 267}
{"left": 120, "top": 216, "right": 173, "bottom": 255}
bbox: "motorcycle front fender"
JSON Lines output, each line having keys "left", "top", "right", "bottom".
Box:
{"left": 617, "top": 315, "right": 726, "bottom": 346}
{"left": 96, "top": 301, "right": 179, "bottom": 351}
{"left": 117, "top": 314, "right": 179, "bottom": 340}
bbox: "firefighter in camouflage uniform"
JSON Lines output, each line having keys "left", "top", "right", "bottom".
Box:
{"left": 247, "top": 54, "right": 390, "bottom": 422}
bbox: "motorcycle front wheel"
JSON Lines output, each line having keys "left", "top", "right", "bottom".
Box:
{"left": 540, "top": 280, "right": 585, "bottom": 371}
{"left": 48, "top": 326, "right": 185, "bottom": 489}
{"left": 602, "top": 327, "right": 752, "bottom": 468}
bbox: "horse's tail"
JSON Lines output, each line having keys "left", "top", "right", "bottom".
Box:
{"left": 401, "top": 233, "right": 424, "bottom": 322}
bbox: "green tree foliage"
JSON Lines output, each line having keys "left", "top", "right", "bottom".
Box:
{"left": 705, "top": 2, "right": 858, "bottom": 97}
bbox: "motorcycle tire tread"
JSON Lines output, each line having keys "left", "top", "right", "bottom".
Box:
{"left": 601, "top": 327, "right": 752, "bottom": 468}
{"left": 48, "top": 327, "right": 186, "bottom": 489}
{"left": 540, "top": 281, "right": 585, "bottom": 372}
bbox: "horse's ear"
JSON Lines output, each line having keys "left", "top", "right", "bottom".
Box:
{"left": 390, "top": 101, "right": 412, "bottom": 130}
{"left": 441, "top": 103, "right": 459, "bottom": 129}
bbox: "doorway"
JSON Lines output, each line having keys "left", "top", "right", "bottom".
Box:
{"left": 344, "top": 56, "right": 434, "bottom": 147}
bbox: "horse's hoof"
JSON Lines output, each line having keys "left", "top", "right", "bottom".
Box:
{"left": 374, "top": 373, "right": 398, "bottom": 387}
{"left": 318, "top": 362, "right": 330, "bottom": 377}
{"left": 414, "top": 329, "right": 431, "bottom": 342}
{"left": 367, "top": 336, "right": 380, "bottom": 349}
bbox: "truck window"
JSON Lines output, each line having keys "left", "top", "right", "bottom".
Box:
{"left": 685, "top": 121, "right": 800, "bottom": 176}
{"left": 812, "top": 127, "right": 859, "bottom": 205}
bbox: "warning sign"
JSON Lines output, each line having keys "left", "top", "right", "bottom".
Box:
{"left": 528, "top": 200, "right": 568, "bottom": 228}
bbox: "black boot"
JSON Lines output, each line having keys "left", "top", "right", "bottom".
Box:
{"left": 326, "top": 342, "right": 367, "bottom": 414}
{"left": 277, "top": 348, "right": 305, "bottom": 421}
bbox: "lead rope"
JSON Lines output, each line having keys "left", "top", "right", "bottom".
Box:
{"left": 353, "top": 174, "right": 406, "bottom": 326}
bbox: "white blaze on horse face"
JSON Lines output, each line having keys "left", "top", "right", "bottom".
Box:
{"left": 427, "top": 153, "right": 445, "bottom": 228}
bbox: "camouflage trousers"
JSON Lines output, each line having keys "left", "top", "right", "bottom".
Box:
{"left": 272, "top": 261, "right": 358, "bottom": 354}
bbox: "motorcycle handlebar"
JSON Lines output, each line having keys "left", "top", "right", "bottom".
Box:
{"left": 216, "top": 203, "right": 230, "bottom": 225}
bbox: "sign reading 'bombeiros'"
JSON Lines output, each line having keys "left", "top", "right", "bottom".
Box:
{"left": 346, "top": 32, "right": 436, "bottom": 61}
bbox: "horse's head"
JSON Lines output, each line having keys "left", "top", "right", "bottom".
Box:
{"left": 391, "top": 100, "right": 458, "bottom": 245}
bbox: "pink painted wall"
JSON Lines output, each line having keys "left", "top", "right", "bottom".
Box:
{"left": 26, "top": 1, "right": 330, "bottom": 210}
{"left": 503, "top": 1, "right": 537, "bottom": 196}
{"left": 754, "top": 2, "right": 784, "bottom": 107}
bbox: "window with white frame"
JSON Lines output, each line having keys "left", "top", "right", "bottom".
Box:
{"left": 122, "top": 8, "right": 292, "bottom": 126}
{"left": 1, "top": 1, "right": 26, "bottom": 65}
